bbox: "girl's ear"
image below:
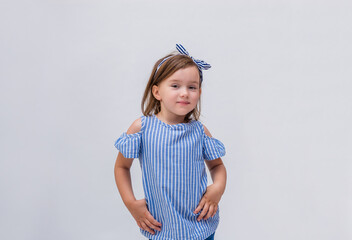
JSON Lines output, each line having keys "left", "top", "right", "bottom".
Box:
{"left": 152, "top": 85, "right": 161, "bottom": 101}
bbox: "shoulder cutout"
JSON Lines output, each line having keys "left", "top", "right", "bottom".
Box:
{"left": 126, "top": 117, "right": 142, "bottom": 134}
{"left": 202, "top": 125, "right": 226, "bottom": 160}
{"left": 203, "top": 124, "right": 213, "bottom": 137}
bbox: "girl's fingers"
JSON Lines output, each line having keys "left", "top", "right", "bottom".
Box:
{"left": 197, "top": 203, "right": 209, "bottom": 221}
{"left": 204, "top": 204, "right": 214, "bottom": 220}
{"left": 141, "top": 221, "right": 155, "bottom": 235}
{"left": 144, "top": 218, "right": 161, "bottom": 232}
{"left": 212, "top": 205, "right": 218, "bottom": 217}
{"left": 194, "top": 198, "right": 206, "bottom": 214}
{"left": 146, "top": 211, "right": 162, "bottom": 227}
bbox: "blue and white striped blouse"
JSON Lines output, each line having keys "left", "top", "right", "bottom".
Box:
{"left": 115, "top": 114, "right": 226, "bottom": 240}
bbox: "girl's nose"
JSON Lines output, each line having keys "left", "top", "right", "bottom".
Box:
{"left": 180, "top": 88, "right": 188, "bottom": 97}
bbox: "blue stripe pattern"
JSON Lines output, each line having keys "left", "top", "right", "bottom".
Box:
{"left": 154, "top": 44, "right": 211, "bottom": 82}
{"left": 115, "top": 115, "right": 225, "bottom": 240}
{"left": 175, "top": 44, "right": 211, "bottom": 71}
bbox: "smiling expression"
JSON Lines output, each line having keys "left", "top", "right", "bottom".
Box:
{"left": 152, "top": 66, "right": 201, "bottom": 121}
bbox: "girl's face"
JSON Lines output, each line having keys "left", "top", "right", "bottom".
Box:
{"left": 152, "top": 66, "right": 201, "bottom": 120}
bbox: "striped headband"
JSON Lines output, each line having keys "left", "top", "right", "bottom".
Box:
{"left": 154, "top": 44, "right": 211, "bottom": 82}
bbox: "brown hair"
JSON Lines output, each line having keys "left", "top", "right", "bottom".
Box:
{"left": 141, "top": 54, "right": 202, "bottom": 123}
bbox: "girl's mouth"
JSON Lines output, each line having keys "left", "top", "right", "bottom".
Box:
{"left": 177, "top": 101, "right": 190, "bottom": 105}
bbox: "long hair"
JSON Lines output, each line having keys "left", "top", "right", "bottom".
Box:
{"left": 141, "top": 54, "right": 202, "bottom": 123}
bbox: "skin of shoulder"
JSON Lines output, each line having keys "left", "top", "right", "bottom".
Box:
{"left": 126, "top": 117, "right": 142, "bottom": 134}
{"left": 202, "top": 124, "right": 212, "bottom": 137}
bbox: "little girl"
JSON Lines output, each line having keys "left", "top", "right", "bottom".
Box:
{"left": 114, "top": 44, "right": 227, "bottom": 240}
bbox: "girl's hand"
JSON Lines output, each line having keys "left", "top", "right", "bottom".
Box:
{"left": 127, "top": 198, "right": 162, "bottom": 235}
{"left": 193, "top": 184, "right": 223, "bottom": 221}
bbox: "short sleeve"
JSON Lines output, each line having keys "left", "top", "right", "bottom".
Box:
{"left": 203, "top": 134, "right": 226, "bottom": 160}
{"left": 114, "top": 131, "right": 142, "bottom": 158}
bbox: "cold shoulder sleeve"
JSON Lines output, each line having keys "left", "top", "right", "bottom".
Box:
{"left": 114, "top": 131, "right": 142, "bottom": 159}
{"left": 203, "top": 134, "right": 226, "bottom": 161}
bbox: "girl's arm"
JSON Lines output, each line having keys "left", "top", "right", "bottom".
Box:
{"left": 114, "top": 152, "right": 136, "bottom": 208}
{"left": 114, "top": 118, "right": 162, "bottom": 235}
{"left": 193, "top": 125, "right": 227, "bottom": 221}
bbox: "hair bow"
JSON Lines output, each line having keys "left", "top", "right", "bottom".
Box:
{"left": 175, "top": 44, "right": 211, "bottom": 71}
{"left": 155, "top": 44, "right": 211, "bottom": 82}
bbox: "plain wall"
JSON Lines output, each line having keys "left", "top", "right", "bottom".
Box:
{"left": 0, "top": 0, "right": 351, "bottom": 239}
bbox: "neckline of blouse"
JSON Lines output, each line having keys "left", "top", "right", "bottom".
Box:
{"left": 152, "top": 114, "right": 197, "bottom": 129}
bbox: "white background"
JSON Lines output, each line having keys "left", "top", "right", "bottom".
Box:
{"left": 1, "top": 0, "right": 351, "bottom": 239}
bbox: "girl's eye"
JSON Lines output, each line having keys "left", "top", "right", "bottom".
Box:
{"left": 189, "top": 86, "right": 197, "bottom": 90}
{"left": 171, "top": 84, "right": 179, "bottom": 88}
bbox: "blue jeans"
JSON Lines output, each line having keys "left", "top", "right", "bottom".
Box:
{"left": 149, "top": 232, "right": 215, "bottom": 240}
{"left": 205, "top": 232, "right": 215, "bottom": 240}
